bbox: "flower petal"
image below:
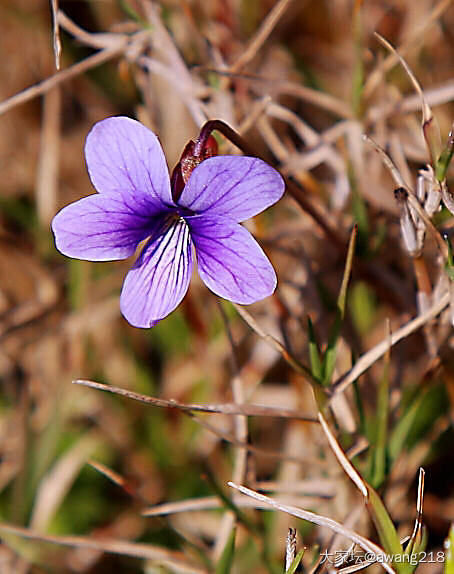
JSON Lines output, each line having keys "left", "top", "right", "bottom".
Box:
{"left": 52, "top": 193, "right": 161, "bottom": 261}
{"left": 178, "top": 156, "right": 285, "bottom": 221}
{"left": 85, "top": 116, "right": 174, "bottom": 210}
{"left": 120, "top": 218, "right": 193, "bottom": 328}
{"left": 188, "top": 214, "right": 276, "bottom": 304}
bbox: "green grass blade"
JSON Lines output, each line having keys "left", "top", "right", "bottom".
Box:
{"left": 352, "top": 0, "right": 364, "bottom": 117}
{"left": 366, "top": 488, "right": 412, "bottom": 574}
{"left": 404, "top": 526, "right": 427, "bottom": 572}
{"left": 322, "top": 224, "right": 357, "bottom": 385}
{"left": 445, "top": 525, "right": 454, "bottom": 574}
{"left": 286, "top": 549, "right": 305, "bottom": 574}
{"left": 388, "top": 395, "right": 423, "bottom": 464}
{"left": 445, "top": 236, "right": 454, "bottom": 281}
{"left": 371, "top": 331, "right": 391, "bottom": 488}
{"left": 404, "top": 469, "right": 426, "bottom": 572}
{"left": 436, "top": 126, "right": 454, "bottom": 182}
{"left": 307, "top": 317, "right": 322, "bottom": 382}
{"left": 321, "top": 311, "right": 341, "bottom": 386}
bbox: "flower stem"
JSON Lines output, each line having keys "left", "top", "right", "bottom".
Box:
{"left": 197, "top": 120, "right": 345, "bottom": 249}
{"left": 194, "top": 119, "right": 255, "bottom": 158}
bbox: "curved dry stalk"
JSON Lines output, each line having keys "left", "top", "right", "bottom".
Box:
{"left": 374, "top": 33, "right": 441, "bottom": 164}
{"left": 406, "top": 468, "right": 426, "bottom": 554}
{"left": 228, "top": 483, "right": 396, "bottom": 574}
{"left": 318, "top": 413, "right": 368, "bottom": 498}
{"left": 373, "top": 34, "right": 433, "bottom": 130}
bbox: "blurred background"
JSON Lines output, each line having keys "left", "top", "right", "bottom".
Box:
{"left": 0, "top": 1, "right": 454, "bottom": 572}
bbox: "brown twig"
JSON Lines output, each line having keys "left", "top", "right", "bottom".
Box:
{"left": 0, "top": 42, "right": 129, "bottom": 117}
{"left": 230, "top": 0, "right": 294, "bottom": 73}
{"left": 72, "top": 379, "right": 318, "bottom": 421}
{"left": 50, "top": 0, "right": 61, "bottom": 69}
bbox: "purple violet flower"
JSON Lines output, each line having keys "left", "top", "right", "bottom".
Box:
{"left": 52, "top": 116, "right": 285, "bottom": 328}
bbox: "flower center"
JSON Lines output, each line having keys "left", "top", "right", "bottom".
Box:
{"left": 165, "top": 208, "right": 194, "bottom": 231}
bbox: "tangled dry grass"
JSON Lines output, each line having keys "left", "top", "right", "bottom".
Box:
{"left": 0, "top": 1, "right": 454, "bottom": 572}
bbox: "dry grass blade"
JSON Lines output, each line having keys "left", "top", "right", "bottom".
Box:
{"left": 72, "top": 379, "right": 318, "bottom": 421}
{"left": 230, "top": 0, "right": 295, "bottom": 73}
{"left": 332, "top": 291, "right": 450, "bottom": 396}
{"left": 407, "top": 468, "right": 425, "bottom": 551}
{"left": 0, "top": 522, "right": 207, "bottom": 574}
{"left": 415, "top": 467, "right": 425, "bottom": 522}
{"left": 77, "top": 381, "right": 314, "bottom": 466}
{"left": 285, "top": 527, "right": 297, "bottom": 572}
{"left": 142, "top": 494, "right": 322, "bottom": 517}
{"left": 50, "top": 0, "right": 61, "bottom": 69}
{"left": 318, "top": 413, "right": 368, "bottom": 498}
{"left": 228, "top": 483, "right": 396, "bottom": 574}
{"left": 0, "top": 42, "right": 129, "bottom": 116}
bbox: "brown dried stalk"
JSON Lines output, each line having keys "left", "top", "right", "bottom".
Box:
{"left": 72, "top": 379, "right": 317, "bottom": 421}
